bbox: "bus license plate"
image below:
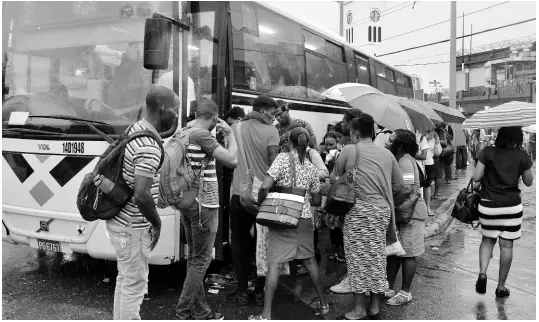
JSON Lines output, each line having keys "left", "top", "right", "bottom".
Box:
{"left": 37, "top": 239, "right": 61, "bottom": 252}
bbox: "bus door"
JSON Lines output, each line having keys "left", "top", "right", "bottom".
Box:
{"left": 354, "top": 54, "right": 371, "bottom": 85}
{"left": 174, "top": 1, "right": 229, "bottom": 261}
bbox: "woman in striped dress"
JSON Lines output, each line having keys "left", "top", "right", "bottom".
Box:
{"left": 333, "top": 114, "right": 406, "bottom": 320}
{"left": 473, "top": 127, "right": 533, "bottom": 298}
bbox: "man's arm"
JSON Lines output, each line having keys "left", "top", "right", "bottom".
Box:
{"left": 133, "top": 176, "right": 161, "bottom": 229}
{"left": 267, "top": 146, "right": 279, "bottom": 164}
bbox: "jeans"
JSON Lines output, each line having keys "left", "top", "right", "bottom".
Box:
{"left": 175, "top": 203, "right": 218, "bottom": 319}
{"left": 106, "top": 220, "right": 151, "bottom": 320}
{"left": 455, "top": 146, "right": 468, "bottom": 170}
{"left": 229, "top": 195, "right": 258, "bottom": 292}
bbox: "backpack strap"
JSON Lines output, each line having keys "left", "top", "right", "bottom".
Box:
{"left": 125, "top": 130, "right": 166, "bottom": 170}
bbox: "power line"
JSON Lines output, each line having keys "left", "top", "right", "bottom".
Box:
{"left": 346, "top": 2, "right": 411, "bottom": 28}
{"left": 376, "top": 1, "right": 510, "bottom": 44}
{"left": 347, "top": 2, "right": 414, "bottom": 29}
{"left": 375, "top": 17, "right": 536, "bottom": 57}
{"left": 388, "top": 33, "right": 536, "bottom": 64}
{"left": 395, "top": 61, "right": 450, "bottom": 66}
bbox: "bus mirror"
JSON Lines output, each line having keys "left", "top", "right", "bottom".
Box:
{"left": 144, "top": 18, "right": 172, "bottom": 70}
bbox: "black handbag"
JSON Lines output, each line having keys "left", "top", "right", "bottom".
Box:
{"left": 451, "top": 178, "right": 481, "bottom": 227}
{"left": 326, "top": 144, "right": 360, "bottom": 217}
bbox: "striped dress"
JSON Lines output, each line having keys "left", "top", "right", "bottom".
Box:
{"left": 113, "top": 119, "right": 162, "bottom": 229}
{"left": 477, "top": 146, "right": 533, "bottom": 240}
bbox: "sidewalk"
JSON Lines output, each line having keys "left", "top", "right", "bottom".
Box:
{"left": 277, "top": 165, "right": 476, "bottom": 319}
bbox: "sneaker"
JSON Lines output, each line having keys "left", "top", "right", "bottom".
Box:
{"left": 330, "top": 275, "right": 351, "bottom": 294}
{"left": 386, "top": 291, "right": 412, "bottom": 306}
{"left": 384, "top": 289, "right": 395, "bottom": 299}
{"left": 205, "top": 312, "right": 225, "bottom": 320}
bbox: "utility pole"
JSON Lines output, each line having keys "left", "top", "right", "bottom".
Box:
{"left": 449, "top": 1, "right": 457, "bottom": 109}
{"left": 461, "top": 12, "right": 465, "bottom": 56}
{"left": 339, "top": 1, "right": 344, "bottom": 37}
{"left": 470, "top": 24, "right": 473, "bottom": 52}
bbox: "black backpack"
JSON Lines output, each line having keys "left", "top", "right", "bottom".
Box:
{"left": 77, "top": 124, "right": 164, "bottom": 222}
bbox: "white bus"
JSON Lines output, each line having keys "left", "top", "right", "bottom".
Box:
{"left": 2, "top": 1, "right": 420, "bottom": 264}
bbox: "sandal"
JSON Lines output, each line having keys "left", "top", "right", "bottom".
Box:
{"left": 315, "top": 302, "right": 330, "bottom": 316}
{"left": 337, "top": 314, "right": 369, "bottom": 320}
{"left": 248, "top": 314, "right": 270, "bottom": 320}
{"left": 495, "top": 288, "right": 510, "bottom": 298}
{"left": 475, "top": 273, "right": 487, "bottom": 294}
{"left": 369, "top": 313, "right": 381, "bottom": 320}
{"left": 336, "top": 255, "right": 347, "bottom": 263}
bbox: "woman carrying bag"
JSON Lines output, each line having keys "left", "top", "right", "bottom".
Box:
{"left": 331, "top": 114, "right": 407, "bottom": 320}
{"left": 249, "top": 127, "right": 329, "bottom": 320}
{"left": 386, "top": 130, "right": 428, "bottom": 306}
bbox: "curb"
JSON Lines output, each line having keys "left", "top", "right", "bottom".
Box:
{"left": 424, "top": 190, "right": 460, "bottom": 239}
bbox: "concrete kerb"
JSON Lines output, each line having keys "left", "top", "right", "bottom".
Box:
{"left": 424, "top": 190, "right": 459, "bottom": 239}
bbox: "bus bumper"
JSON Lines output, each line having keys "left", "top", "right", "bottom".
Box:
{"left": 2, "top": 220, "right": 16, "bottom": 244}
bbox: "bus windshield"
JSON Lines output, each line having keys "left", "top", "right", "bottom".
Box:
{"left": 2, "top": 1, "right": 217, "bottom": 137}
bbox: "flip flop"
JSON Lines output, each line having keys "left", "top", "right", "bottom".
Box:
{"left": 248, "top": 314, "right": 270, "bottom": 320}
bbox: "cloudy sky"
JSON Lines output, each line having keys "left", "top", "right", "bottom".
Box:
{"left": 267, "top": 1, "right": 536, "bottom": 93}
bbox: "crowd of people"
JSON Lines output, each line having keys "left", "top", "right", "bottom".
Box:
{"left": 101, "top": 87, "right": 533, "bottom": 320}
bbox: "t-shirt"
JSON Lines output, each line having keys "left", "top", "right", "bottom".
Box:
{"left": 186, "top": 127, "right": 221, "bottom": 208}
{"left": 425, "top": 138, "right": 436, "bottom": 165}
{"left": 398, "top": 155, "right": 428, "bottom": 221}
{"left": 113, "top": 119, "right": 162, "bottom": 229}
{"left": 232, "top": 119, "right": 280, "bottom": 196}
{"left": 267, "top": 151, "right": 320, "bottom": 219}
{"left": 416, "top": 134, "right": 429, "bottom": 171}
{"left": 478, "top": 146, "right": 533, "bottom": 202}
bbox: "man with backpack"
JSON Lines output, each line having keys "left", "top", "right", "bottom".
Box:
{"left": 106, "top": 86, "right": 179, "bottom": 320}
{"left": 173, "top": 98, "right": 238, "bottom": 320}
{"left": 227, "top": 95, "right": 280, "bottom": 307}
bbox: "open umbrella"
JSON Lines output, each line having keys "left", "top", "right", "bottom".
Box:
{"left": 322, "top": 83, "right": 383, "bottom": 102}
{"left": 386, "top": 95, "right": 439, "bottom": 133}
{"left": 463, "top": 101, "right": 536, "bottom": 129}
{"left": 523, "top": 124, "right": 536, "bottom": 133}
{"left": 424, "top": 101, "right": 466, "bottom": 124}
{"left": 349, "top": 93, "right": 414, "bottom": 132}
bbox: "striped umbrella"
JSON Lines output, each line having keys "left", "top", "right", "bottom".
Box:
{"left": 463, "top": 101, "right": 536, "bottom": 129}
{"left": 424, "top": 101, "right": 466, "bottom": 124}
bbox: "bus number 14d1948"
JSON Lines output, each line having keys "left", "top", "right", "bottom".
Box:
{"left": 62, "top": 142, "right": 85, "bottom": 154}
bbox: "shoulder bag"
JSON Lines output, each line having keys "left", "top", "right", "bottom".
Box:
{"left": 394, "top": 155, "right": 421, "bottom": 225}
{"left": 236, "top": 122, "right": 263, "bottom": 216}
{"left": 256, "top": 152, "right": 306, "bottom": 229}
{"left": 325, "top": 144, "right": 360, "bottom": 217}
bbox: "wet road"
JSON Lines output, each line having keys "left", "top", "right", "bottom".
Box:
{"left": 3, "top": 166, "right": 535, "bottom": 320}
{"left": 2, "top": 242, "right": 320, "bottom": 320}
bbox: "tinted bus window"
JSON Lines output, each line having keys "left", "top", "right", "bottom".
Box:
{"left": 355, "top": 55, "right": 370, "bottom": 85}
{"left": 375, "top": 62, "right": 385, "bottom": 78}
{"left": 303, "top": 30, "right": 326, "bottom": 56}
{"left": 326, "top": 41, "right": 344, "bottom": 63}
{"left": 385, "top": 68, "right": 395, "bottom": 82}
{"left": 306, "top": 52, "right": 347, "bottom": 95}
{"left": 404, "top": 76, "right": 412, "bottom": 88}
{"left": 231, "top": 2, "right": 305, "bottom": 98}
{"left": 395, "top": 72, "right": 405, "bottom": 85}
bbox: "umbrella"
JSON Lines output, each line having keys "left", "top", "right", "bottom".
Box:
{"left": 322, "top": 83, "right": 383, "bottom": 102}
{"left": 386, "top": 95, "right": 439, "bottom": 133}
{"left": 424, "top": 101, "right": 466, "bottom": 124}
{"left": 349, "top": 93, "right": 414, "bottom": 132}
{"left": 523, "top": 124, "right": 536, "bottom": 133}
{"left": 408, "top": 98, "right": 444, "bottom": 123}
{"left": 463, "top": 101, "right": 536, "bottom": 129}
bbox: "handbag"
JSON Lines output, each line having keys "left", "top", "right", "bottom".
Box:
{"left": 452, "top": 178, "right": 481, "bottom": 227}
{"left": 386, "top": 234, "right": 406, "bottom": 257}
{"left": 395, "top": 155, "right": 422, "bottom": 225}
{"left": 236, "top": 122, "right": 263, "bottom": 216}
{"left": 256, "top": 153, "right": 306, "bottom": 229}
{"left": 325, "top": 144, "right": 360, "bottom": 217}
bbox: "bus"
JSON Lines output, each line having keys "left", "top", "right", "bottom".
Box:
{"left": 2, "top": 1, "right": 421, "bottom": 265}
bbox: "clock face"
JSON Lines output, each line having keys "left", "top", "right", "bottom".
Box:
{"left": 370, "top": 10, "right": 381, "bottom": 22}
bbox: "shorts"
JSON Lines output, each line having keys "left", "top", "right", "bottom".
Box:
{"left": 424, "top": 164, "right": 434, "bottom": 186}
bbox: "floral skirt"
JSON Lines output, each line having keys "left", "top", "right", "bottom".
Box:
{"left": 256, "top": 224, "right": 289, "bottom": 277}
{"left": 314, "top": 196, "right": 344, "bottom": 230}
